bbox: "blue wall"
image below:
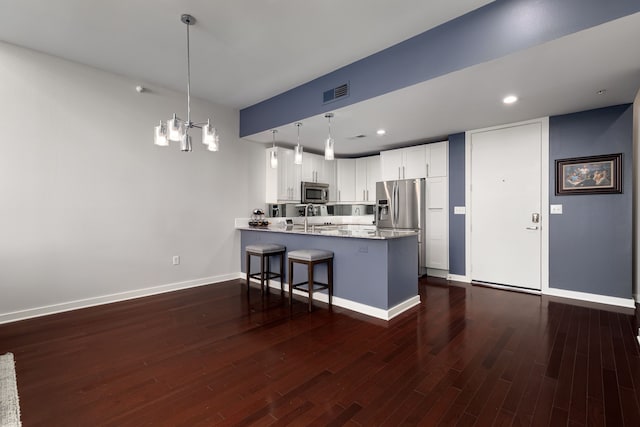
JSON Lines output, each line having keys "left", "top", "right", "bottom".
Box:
{"left": 448, "top": 133, "right": 466, "bottom": 276}
{"left": 240, "top": 0, "right": 640, "bottom": 136}
{"left": 549, "top": 104, "right": 633, "bottom": 298}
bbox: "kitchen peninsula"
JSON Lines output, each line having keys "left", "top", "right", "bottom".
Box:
{"left": 238, "top": 223, "right": 420, "bottom": 320}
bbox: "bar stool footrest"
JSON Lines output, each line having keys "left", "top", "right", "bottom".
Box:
{"left": 291, "top": 281, "right": 329, "bottom": 292}
{"left": 249, "top": 272, "right": 282, "bottom": 281}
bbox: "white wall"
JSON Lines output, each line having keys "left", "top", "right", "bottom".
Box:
{"left": 634, "top": 88, "right": 640, "bottom": 303}
{"left": 0, "top": 42, "right": 265, "bottom": 321}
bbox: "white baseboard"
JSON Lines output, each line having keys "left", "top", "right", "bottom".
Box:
{"left": 254, "top": 279, "right": 421, "bottom": 321}
{"left": 545, "top": 287, "right": 636, "bottom": 309}
{"left": 447, "top": 274, "right": 470, "bottom": 283}
{"left": 426, "top": 269, "right": 448, "bottom": 279}
{"left": 0, "top": 273, "right": 243, "bottom": 325}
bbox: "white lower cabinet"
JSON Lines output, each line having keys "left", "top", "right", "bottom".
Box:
{"left": 425, "top": 176, "right": 449, "bottom": 270}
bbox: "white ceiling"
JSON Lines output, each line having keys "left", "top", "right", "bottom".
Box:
{"left": 1, "top": 1, "right": 639, "bottom": 156}
{"left": 0, "top": 0, "right": 493, "bottom": 108}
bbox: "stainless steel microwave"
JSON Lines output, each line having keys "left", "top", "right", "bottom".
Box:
{"left": 301, "top": 181, "right": 329, "bottom": 204}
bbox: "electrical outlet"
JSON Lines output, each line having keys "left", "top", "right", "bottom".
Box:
{"left": 172, "top": 255, "right": 180, "bottom": 265}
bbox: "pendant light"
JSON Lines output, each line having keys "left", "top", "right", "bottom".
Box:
{"left": 154, "top": 14, "right": 219, "bottom": 153}
{"left": 294, "top": 122, "right": 303, "bottom": 165}
{"left": 270, "top": 129, "right": 278, "bottom": 168}
{"left": 324, "top": 113, "right": 335, "bottom": 160}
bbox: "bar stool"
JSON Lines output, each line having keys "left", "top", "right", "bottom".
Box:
{"left": 245, "top": 243, "right": 286, "bottom": 295}
{"left": 287, "top": 249, "right": 333, "bottom": 312}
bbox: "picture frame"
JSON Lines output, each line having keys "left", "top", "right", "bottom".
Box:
{"left": 555, "top": 153, "right": 622, "bottom": 195}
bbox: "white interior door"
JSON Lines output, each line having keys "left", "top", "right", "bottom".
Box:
{"left": 470, "top": 122, "right": 542, "bottom": 290}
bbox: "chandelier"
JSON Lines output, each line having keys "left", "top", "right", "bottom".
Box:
{"left": 154, "top": 14, "right": 219, "bottom": 152}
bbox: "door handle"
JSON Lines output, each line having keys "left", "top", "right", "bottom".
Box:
{"left": 526, "top": 226, "right": 539, "bottom": 230}
{"left": 532, "top": 213, "right": 540, "bottom": 223}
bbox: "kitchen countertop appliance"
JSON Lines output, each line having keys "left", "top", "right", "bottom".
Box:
{"left": 301, "top": 181, "right": 329, "bottom": 204}
{"left": 376, "top": 178, "right": 426, "bottom": 276}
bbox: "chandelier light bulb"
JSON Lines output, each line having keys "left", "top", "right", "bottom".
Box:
{"left": 180, "top": 134, "right": 192, "bottom": 152}
{"left": 167, "top": 114, "right": 184, "bottom": 141}
{"left": 207, "top": 134, "right": 220, "bottom": 152}
{"left": 202, "top": 120, "right": 216, "bottom": 146}
{"left": 154, "top": 121, "right": 169, "bottom": 146}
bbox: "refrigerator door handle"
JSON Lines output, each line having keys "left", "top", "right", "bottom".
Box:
{"left": 393, "top": 182, "right": 399, "bottom": 225}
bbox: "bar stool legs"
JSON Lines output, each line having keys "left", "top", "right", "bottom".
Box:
{"left": 287, "top": 249, "right": 334, "bottom": 312}
{"left": 245, "top": 244, "right": 286, "bottom": 296}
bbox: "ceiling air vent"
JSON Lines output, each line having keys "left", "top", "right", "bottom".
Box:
{"left": 323, "top": 83, "right": 349, "bottom": 104}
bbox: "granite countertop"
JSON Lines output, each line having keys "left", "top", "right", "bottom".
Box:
{"left": 237, "top": 224, "right": 418, "bottom": 240}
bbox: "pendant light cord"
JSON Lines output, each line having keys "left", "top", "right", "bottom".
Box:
{"left": 186, "top": 19, "right": 191, "bottom": 127}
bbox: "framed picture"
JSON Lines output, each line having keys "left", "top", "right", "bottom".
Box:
{"left": 555, "top": 153, "right": 622, "bottom": 195}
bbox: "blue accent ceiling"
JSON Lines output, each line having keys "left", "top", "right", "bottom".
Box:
{"left": 549, "top": 104, "right": 633, "bottom": 299}
{"left": 240, "top": 0, "right": 640, "bottom": 137}
{"left": 448, "top": 133, "right": 466, "bottom": 276}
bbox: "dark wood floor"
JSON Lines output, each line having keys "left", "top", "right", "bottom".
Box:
{"left": 1, "top": 277, "right": 639, "bottom": 426}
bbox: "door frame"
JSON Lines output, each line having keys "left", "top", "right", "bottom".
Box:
{"left": 464, "top": 117, "right": 549, "bottom": 293}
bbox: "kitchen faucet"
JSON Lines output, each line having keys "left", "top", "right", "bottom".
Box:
{"left": 304, "top": 203, "right": 314, "bottom": 232}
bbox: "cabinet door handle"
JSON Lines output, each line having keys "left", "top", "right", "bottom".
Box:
{"left": 426, "top": 163, "right": 429, "bottom": 177}
{"left": 338, "top": 190, "right": 341, "bottom": 201}
{"left": 366, "top": 190, "right": 369, "bottom": 200}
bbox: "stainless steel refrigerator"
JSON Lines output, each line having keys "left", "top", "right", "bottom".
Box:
{"left": 376, "top": 178, "right": 426, "bottom": 275}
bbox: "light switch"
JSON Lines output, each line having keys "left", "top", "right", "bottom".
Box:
{"left": 550, "top": 204, "right": 563, "bottom": 214}
{"left": 454, "top": 206, "right": 466, "bottom": 215}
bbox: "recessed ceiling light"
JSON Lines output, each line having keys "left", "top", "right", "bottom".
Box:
{"left": 376, "top": 129, "right": 386, "bottom": 136}
{"left": 503, "top": 95, "right": 518, "bottom": 104}
{"left": 597, "top": 89, "right": 607, "bottom": 95}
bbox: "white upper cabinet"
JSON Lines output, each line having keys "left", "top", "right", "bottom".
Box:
{"left": 336, "top": 159, "right": 356, "bottom": 202}
{"left": 366, "top": 155, "right": 381, "bottom": 201}
{"left": 300, "top": 152, "right": 337, "bottom": 200}
{"left": 301, "top": 153, "right": 323, "bottom": 183}
{"left": 380, "top": 146, "right": 425, "bottom": 180}
{"left": 427, "top": 141, "right": 448, "bottom": 177}
{"left": 322, "top": 159, "right": 337, "bottom": 200}
{"left": 380, "top": 141, "right": 447, "bottom": 180}
{"left": 380, "top": 148, "right": 404, "bottom": 180}
{"left": 265, "top": 147, "right": 300, "bottom": 203}
{"left": 355, "top": 155, "right": 380, "bottom": 202}
{"left": 403, "top": 146, "right": 427, "bottom": 179}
